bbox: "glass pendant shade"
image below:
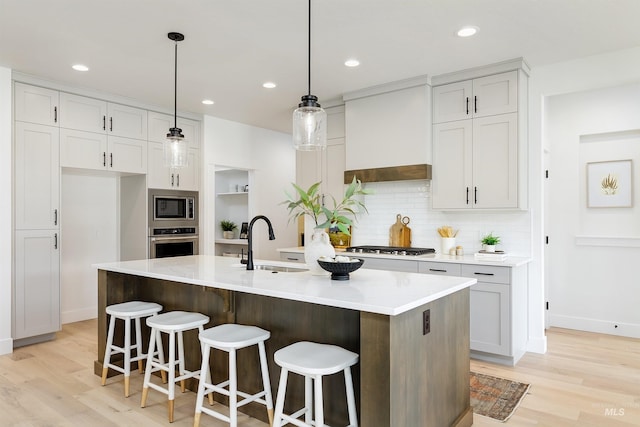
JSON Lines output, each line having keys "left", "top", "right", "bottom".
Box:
{"left": 164, "top": 127, "right": 188, "bottom": 168}
{"left": 293, "top": 95, "right": 327, "bottom": 150}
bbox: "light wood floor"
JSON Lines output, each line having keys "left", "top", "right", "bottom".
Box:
{"left": 1, "top": 320, "right": 639, "bottom": 426}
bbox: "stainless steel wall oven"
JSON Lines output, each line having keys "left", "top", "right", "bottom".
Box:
{"left": 148, "top": 189, "right": 199, "bottom": 258}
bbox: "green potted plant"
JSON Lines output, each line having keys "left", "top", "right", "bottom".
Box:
{"left": 220, "top": 220, "right": 237, "bottom": 239}
{"left": 283, "top": 176, "right": 370, "bottom": 274}
{"left": 481, "top": 232, "right": 501, "bottom": 252}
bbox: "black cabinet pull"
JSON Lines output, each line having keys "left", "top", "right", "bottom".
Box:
{"left": 466, "top": 187, "right": 469, "bottom": 204}
{"left": 429, "top": 268, "right": 447, "bottom": 272}
{"left": 109, "top": 117, "right": 113, "bottom": 132}
{"left": 474, "top": 186, "right": 478, "bottom": 204}
{"left": 171, "top": 173, "right": 175, "bottom": 186}
{"left": 286, "top": 257, "right": 299, "bottom": 261}
{"left": 54, "top": 106, "right": 57, "bottom": 123}
{"left": 466, "top": 97, "right": 469, "bottom": 115}
{"left": 103, "top": 115, "right": 106, "bottom": 130}
{"left": 110, "top": 153, "right": 113, "bottom": 168}
{"left": 54, "top": 209, "right": 58, "bottom": 226}
{"left": 474, "top": 95, "right": 477, "bottom": 113}
{"left": 54, "top": 233, "right": 58, "bottom": 249}
{"left": 176, "top": 174, "right": 180, "bottom": 187}
{"left": 474, "top": 272, "right": 495, "bottom": 276}
{"left": 103, "top": 152, "right": 106, "bottom": 167}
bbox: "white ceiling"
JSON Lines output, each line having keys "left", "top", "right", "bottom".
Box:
{"left": 2, "top": 0, "right": 640, "bottom": 134}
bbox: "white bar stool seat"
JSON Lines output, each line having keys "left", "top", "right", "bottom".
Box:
{"left": 101, "top": 301, "right": 163, "bottom": 397}
{"left": 194, "top": 324, "right": 274, "bottom": 427}
{"left": 272, "top": 341, "right": 359, "bottom": 427}
{"left": 140, "top": 311, "right": 210, "bottom": 423}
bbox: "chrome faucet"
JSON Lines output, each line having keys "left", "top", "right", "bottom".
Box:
{"left": 246, "top": 215, "right": 276, "bottom": 270}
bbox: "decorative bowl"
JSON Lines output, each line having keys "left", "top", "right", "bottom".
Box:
{"left": 317, "top": 258, "right": 364, "bottom": 281}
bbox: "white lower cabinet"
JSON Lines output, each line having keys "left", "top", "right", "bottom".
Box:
{"left": 14, "top": 229, "right": 61, "bottom": 341}
{"left": 469, "top": 282, "right": 510, "bottom": 355}
{"left": 148, "top": 141, "right": 199, "bottom": 190}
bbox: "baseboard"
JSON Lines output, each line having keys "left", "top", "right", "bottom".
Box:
{"left": 549, "top": 314, "right": 640, "bottom": 339}
{"left": 526, "top": 335, "right": 548, "bottom": 354}
{"left": 0, "top": 337, "right": 13, "bottom": 355}
{"left": 61, "top": 306, "right": 97, "bottom": 324}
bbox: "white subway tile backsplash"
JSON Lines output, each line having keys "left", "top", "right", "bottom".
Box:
{"left": 351, "top": 180, "right": 532, "bottom": 256}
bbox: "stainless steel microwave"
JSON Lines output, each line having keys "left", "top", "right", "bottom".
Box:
{"left": 150, "top": 190, "right": 197, "bottom": 222}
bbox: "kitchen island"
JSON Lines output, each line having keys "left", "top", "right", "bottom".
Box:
{"left": 95, "top": 255, "right": 476, "bottom": 427}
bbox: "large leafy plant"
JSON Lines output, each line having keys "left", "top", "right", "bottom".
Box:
{"left": 283, "top": 176, "right": 370, "bottom": 235}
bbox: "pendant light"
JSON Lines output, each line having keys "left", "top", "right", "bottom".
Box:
{"left": 292, "top": 0, "right": 327, "bottom": 151}
{"left": 164, "top": 32, "right": 188, "bottom": 168}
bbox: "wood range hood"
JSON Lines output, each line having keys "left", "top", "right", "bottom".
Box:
{"left": 343, "top": 164, "right": 432, "bottom": 184}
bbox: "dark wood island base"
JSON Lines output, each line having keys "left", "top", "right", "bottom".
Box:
{"left": 96, "top": 268, "right": 472, "bottom": 427}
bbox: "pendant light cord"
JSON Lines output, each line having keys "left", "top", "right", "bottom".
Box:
{"left": 307, "top": 0, "right": 311, "bottom": 97}
{"left": 173, "top": 40, "right": 178, "bottom": 129}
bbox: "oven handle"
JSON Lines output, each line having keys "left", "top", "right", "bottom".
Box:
{"left": 150, "top": 235, "right": 198, "bottom": 242}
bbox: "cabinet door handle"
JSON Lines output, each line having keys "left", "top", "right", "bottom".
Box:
{"left": 465, "top": 97, "right": 469, "bottom": 115}
{"left": 429, "top": 268, "right": 447, "bottom": 272}
{"left": 286, "top": 257, "right": 299, "bottom": 261}
{"left": 474, "top": 95, "right": 477, "bottom": 113}
{"left": 103, "top": 152, "right": 106, "bottom": 167}
{"left": 109, "top": 117, "right": 113, "bottom": 132}
{"left": 176, "top": 174, "right": 180, "bottom": 187}
{"left": 171, "top": 173, "right": 175, "bottom": 186}
{"left": 54, "top": 106, "right": 57, "bottom": 123}
{"left": 54, "top": 233, "right": 58, "bottom": 249}
{"left": 103, "top": 115, "right": 106, "bottom": 130}
{"left": 110, "top": 153, "right": 113, "bottom": 168}
{"left": 474, "top": 272, "right": 495, "bottom": 276}
{"left": 466, "top": 187, "right": 469, "bottom": 204}
{"left": 474, "top": 186, "right": 478, "bottom": 204}
{"left": 54, "top": 209, "right": 58, "bottom": 226}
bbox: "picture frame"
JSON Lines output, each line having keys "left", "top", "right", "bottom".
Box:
{"left": 586, "top": 159, "right": 633, "bottom": 208}
{"left": 239, "top": 222, "right": 249, "bottom": 239}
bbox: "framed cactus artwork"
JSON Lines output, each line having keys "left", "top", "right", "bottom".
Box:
{"left": 586, "top": 159, "right": 632, "bottom": 208}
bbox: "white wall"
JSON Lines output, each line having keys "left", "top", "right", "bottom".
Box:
{"left": 203, "top": 116, "right": 297, "bottom": 260}
{"left": 61, "top": 172, "right": 119, "bottom": 324}
{"left": 545, "top": 84, "right": 640, "bottom": 337}
{"left": 530, "top": 46, "right": 640, "bottom": 341}
{"left": 0, "top": 67, "right": 12, "bottom": 354}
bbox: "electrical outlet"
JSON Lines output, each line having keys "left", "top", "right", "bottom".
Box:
{"left": 423, "top": 309, "right": 430, "bottom": 335}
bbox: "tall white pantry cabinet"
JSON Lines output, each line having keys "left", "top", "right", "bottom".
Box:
{"left": 13, "top": 84, "right": 61, "bottom": 343}
{"left": 431, "top": 64, "right": 528, "bottom": 210}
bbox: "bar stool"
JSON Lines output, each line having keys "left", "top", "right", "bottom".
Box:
{"left": 101, "top": 301, "right": 163, "bottom": 397}
{"left": 140, "top": 311, "right": 210, "bottom": 423}
{"left": 272, "top": 341, "right": 359, "bottom": 427}
{"left": 194, "top": 324, "right": 274, "bottom": 427}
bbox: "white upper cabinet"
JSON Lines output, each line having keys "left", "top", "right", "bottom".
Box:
{"left": 147, "top": 141, "right": 199, "bottom": 190}
{"left": 59, "top": 92, "right": 148, "bottom": 140}
{"left": 14, "top": 122, "right": 60, "bottom": 230}
{"left": 148, "top": 111, "right": 200, "bottom": 149}
{"left": 433, "top": 71, "right": 517, "bottom": 123}
{"left": 14, "top": 83, "right": 59, "bottom": 126}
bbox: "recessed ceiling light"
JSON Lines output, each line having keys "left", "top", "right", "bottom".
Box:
{"left": 457, "top": 26, "right": 478, "bottom": 37}
{"left": 72, "top": 64, "right": 89, "bottom": 71}
{"left": 202, "top": 99, "right": 214, "bottom": 105}
{"left": 262, "top": 82, "right": 277, "bottom": 89}
{"left": 344, "top": 59, "right": 360, "bottom": 67}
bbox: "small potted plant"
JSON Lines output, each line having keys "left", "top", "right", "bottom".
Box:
{"left": 220, "top": 220, "right": 237, "bottom": 239}
{"left": 481, "top": 232, "right": 501, "bottom": 252}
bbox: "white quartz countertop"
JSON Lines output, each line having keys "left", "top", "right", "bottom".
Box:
{"left": 277, "top": 247, "right": 531, "bottom": 267}
{"left": 94, "top": 255, "right": 476, "bottom": 316}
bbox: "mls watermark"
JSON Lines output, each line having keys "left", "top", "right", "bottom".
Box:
{"left": 593, "top": 401, "right": 639, "bottom": 417}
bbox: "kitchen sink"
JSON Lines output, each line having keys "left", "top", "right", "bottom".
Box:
{"left": 254, "top": 264, "right": 309, "bottom": 273}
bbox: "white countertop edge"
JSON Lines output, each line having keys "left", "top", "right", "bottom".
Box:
{"left": 94, "top": 256, "right": 476, "bottom": 316}
{"left": 277, "top": 247, "right": 531, "bottom": 267}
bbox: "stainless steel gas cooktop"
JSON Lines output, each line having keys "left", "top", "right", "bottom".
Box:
{"left": 345, "top": 246, "right": 435, "bottom": 256}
